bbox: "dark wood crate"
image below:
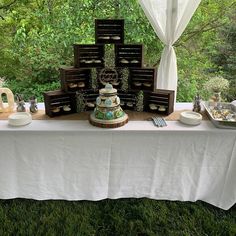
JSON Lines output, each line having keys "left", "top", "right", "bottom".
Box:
{"left": 115, "top": 44, "right": 143, "bottom": 68}
{"left": 60, "top": 66, "right": 91, "bottom": 92}
{"left": 129, "top": 68, "right": 156, "bottom": 92}
{"left": 43, "top": 90, "right": 76, "bottom": 117}
{"left": 117, "top": 90, "right": 137, "bottom": 111}
{"left": 95, "top": 19, "right": 124, "bottom": 44}
{"left": 144, "top": 89, "right": 174, "bottom": 115}
{"left": 74, "top": 44, "right": 105, "bottom": 68}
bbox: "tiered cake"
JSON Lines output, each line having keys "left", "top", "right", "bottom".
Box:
{"left": 89, "top": 83, "right": 128, "bottom": 128}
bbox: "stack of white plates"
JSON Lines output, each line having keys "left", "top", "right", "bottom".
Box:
{"left": 180, "top": 111, "right": 202, "bottom": 125}
{"left": 8, "top": 112, "right": 32, "bottom": 126}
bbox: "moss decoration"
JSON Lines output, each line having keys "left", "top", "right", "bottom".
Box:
{"left": 136, "top": 90, "right": 144, "bottom": 112}
{"left": 91, "top": 68, "right": 98, "bottom": 89}
{"left": 121, "top": 68, "right": 129, "bottom": 92}
{"left": 75, "top": 92, "right": 86, "bottom": 113}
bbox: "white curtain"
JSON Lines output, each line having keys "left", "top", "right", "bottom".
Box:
{"left": 139, "top": 0, "right": 201, "bottom": 99}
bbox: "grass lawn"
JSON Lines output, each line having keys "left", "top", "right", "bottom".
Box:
{"left": 0, "top": 198, "right": 235, "bottom": 236}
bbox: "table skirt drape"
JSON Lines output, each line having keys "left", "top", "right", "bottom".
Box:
{"left": 0, "top": 118, "right": 235, "bottom": 210}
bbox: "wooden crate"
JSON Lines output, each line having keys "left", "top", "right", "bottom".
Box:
{"left": 95, "top": 19, "right": 124, "bottom": 44}
{"left": 117, "top": 90, "right": 137, "bottom": 111}
{"left": 60, "top": 66, "right": 91, "bottom": 92}
{"left": 74, "top": 44, "right": 105, "bottom": 68}
{"left": 43, "top": 90, "right": 76, "bottom": 117}
{"left": 144, "top": 89, "right": 174, "bottom": 115}
{"left": 129, "top": 68, "right": 156, "bottom": 92}
{"left": 115, "top": 44, "right": 143, "bottom": 68}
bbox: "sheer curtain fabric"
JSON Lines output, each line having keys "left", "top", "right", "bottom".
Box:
{"left": 139, "top": 0, "right": 201, "bottom": 98}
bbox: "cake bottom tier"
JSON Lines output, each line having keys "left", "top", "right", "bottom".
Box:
{"left": 89, "top": 113, "right": 128, "bottom": 128}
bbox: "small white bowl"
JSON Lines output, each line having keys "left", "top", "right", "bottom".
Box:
{"left": 8, "top": 112, "right": 32, "bottom": 126}
{"left": 180, "top": 111, "right": 202, "bottom": 125}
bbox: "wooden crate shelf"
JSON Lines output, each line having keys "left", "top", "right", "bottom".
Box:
{"left": 144, "top": 89, "right": 174, "bottom": 115}
{"left": 117, "top": 90, "right": 137, "bottom": 111}
{"left": 43, "top": 90, "right": 76, "bottom": 117}
{"left": 129, "top": 68, "right": 156, "bottom": 91}
{"left": 95, "top": 19, "right": 124, "bottom": 44}
{"left": 115, "top": 44, "right": 143, "bottom": 68}
{"left": 74, "top": 44, "right": 105, "bottom": 68}
{"left": 60, "top": 66, "right": 91, "bottom": 92}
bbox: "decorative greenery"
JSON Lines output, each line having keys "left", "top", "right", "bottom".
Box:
{"left": 91, "top": 68, "right": 98, "bottom": 89}
{"left": 204, "top": 76, "right": 229, "bottom": 93}
{"left": 104, "top": 44, "right": 115, "bottom": 68}
{"left": 75, "top": 92, "right": 85, "bottom": 113}
{"left": 121, "top": 68, "right": 129, "bottom": 92}
{"left": 0, "top": 0, "right": 235, "bottom": 102}
{"left": 136, "top": 90, "right": 144, "bottom": 112}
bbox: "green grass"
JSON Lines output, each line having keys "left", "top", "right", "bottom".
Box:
{"left": 0, "top": 199, "right": 235, "bottom": 236}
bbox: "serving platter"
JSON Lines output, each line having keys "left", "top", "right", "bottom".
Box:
{"left": 202, "top": 101, "right": 236, "bottom": 129}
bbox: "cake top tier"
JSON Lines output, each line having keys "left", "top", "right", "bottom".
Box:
{"left": 99, "top": 83, "right": 117, "bottom": 96}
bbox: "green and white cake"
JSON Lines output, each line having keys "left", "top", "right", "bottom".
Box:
{"left": 89, "top": 84, "right": 128, "bottom": 128}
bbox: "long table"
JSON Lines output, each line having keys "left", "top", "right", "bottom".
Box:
{"left": 0, "top": 103, "right": 235, "bottom": 210}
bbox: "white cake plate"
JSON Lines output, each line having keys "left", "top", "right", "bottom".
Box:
{"left": 8, "top": 112, "right": 32, "bottom": 126}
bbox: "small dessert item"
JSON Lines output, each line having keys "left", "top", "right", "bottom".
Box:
{"left": 133, "top": 81, "right": 142, "bottom": 87}
{"left": 86, "top": 102, "right": 95, "bottom": 108}
{"left": 131, "top": 59, "right": 139, "bottom": 64}
{"left": 126, "top": 102, "right": 133, "bottom": 107}
{"left": 105, "top": 98, "right": 113, "bottom": 107}
{"left": 52, "top": 107, "right": 60, "bottom": 113}
{"left": 120, "top": 100, "right": 125, "bottom": 106}
{"left": 96, "top": 97, "right": 101, "bottom": 105}
{"left": 158, "top": 106, "right": 166, "bottom": 112}
{"left": 77, "top": 82, "right": 85, "bottom": 88}
{"left": 143, "top": 82, "right": 152, "bottom": 87}
{"left": 68, "top": 83, "right": 77, "bottom": 88}
{"left": 98, "top": 36, "right": 110, "bottom": 40}
{"left": 120, "top": 59, "right": 129, "bottom": 64}
{"left": 63, "top": 105, "right": 71, "bottom": 111}
{"left": 112, "top": 36, "right": 121, "bottom": 40}
{"left": 85, "top": 60, "right": 93, "bottom": 64}
{"left": 149, "top": 104, "right": 158, "bottom": 110}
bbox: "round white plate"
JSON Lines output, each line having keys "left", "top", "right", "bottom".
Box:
{"left": 180, "top": 111, "right": 202, "bottom": 125}
{"left": 8, "top": 112, "right": 32, "bottom": 126}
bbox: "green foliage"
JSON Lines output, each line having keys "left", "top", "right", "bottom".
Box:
{"left": 3, "top": 78, "right": 60, "bottom": 102}
{"left": 211, "top": 11, "right": 236, "bottom": 101}
{"left": 0, "top": 0, "right": 235, "bottom": 102}
{"left": 0, "top": 199, "right": 235, "bottom": 235}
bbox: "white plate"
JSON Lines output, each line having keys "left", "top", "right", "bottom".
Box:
{"left": 8, "top": 112, "right": 32, "bottom": 126}
{"left": 180, "top": 111, "right": 202, "bottom": 125}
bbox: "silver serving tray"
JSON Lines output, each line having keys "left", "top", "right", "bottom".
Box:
{"left": 202, "top": 101, "right": 236, "bottom": 129}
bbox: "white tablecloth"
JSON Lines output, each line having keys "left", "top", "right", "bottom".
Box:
{"left": 0, "top": 104, "right": 235, "bottom": 210}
